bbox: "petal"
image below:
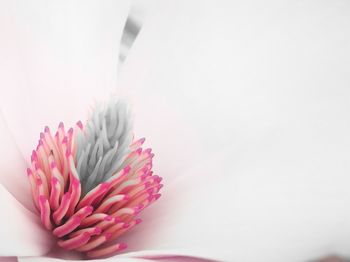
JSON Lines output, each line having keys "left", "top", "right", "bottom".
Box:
{"left": 116, "top": 1, "right": 350, "bottom": 261}
{"left": 115, "top": 147, "right": 350, "bottom": 261}
{"left": 0, "top": 258, "right": 17, "bottom": 262}
{"left": 18, "top": 254, "right": 211, "bottom": 262}
{"left": 0, "top": 183, "right": 53, "bottom": 256}
{"left": 0, "top": 0, "right": 130, "bottom": 158}
{"left": 0, "top": 111, "right": 35, "bottom": 212}
{"left": 120, "top": 251, "right": 217, "bottom": 262}
{"left": 18, "top": 256, "right": 153, "bottom": 262}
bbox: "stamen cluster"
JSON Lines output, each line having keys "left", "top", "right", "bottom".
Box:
{"left": 27, "top": 102, "right": 162, "bottom": 258}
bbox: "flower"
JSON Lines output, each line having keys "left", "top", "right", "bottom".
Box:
{"left": 27, "top": 100, "right": 162, "bottom": 258}
{"left": 0, "top": 0, "right": 350, "bottom": 262}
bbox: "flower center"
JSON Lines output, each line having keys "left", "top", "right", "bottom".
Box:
{"left": 26, "top": 99, "right": 163, "bottom": 258}
{"left": 75, "top": 100, "right": 133, "bottom": 195}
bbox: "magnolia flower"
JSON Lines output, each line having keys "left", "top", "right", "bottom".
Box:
{"left": 1, "top": 1, "right": 350, "bottom": 262}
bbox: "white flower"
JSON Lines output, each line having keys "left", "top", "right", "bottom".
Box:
{"left": 0, "top": 1, "right": 350, "bottom": 262}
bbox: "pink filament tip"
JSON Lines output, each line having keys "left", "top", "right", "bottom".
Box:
{"left": 136, "top": 148, "right": 142, "bottom": 155}
{"left": 84, "top": 206, "right": 94, "bottom": 214}
{"left": 104, "top": 215, "right": 113, "bottom": 222}
{"left": 51, "top": 177, "right": 58, "bottom": 185}
{"left": 147, "top": 195, "right": 154, "bottom": 202}
{"left": 36, "top": 178, "right": 42, "bottom": 186}
{"left": 44, "top": 126, "right": 50, "bottom": 133}
{"left": 66, "top": 149, "right": 71, "bottom": 158}
{"left": 144, "top": 148, "right": 152, "bottom": 154}
{"left": 104, "top": 232, "right": 112, "bottom": 240}
{"left": 58, "top": 122, "right": 64, "bottom": 129}
{"left": 26, "top": 168, "right": 32, "bottom": 176}
{"left": 100, "top": 182, "right": 110, "bottom": 190}
{"left": 135, "top": 218, "right": 142, "bottom": 224}
{"left": 119, "top": 243, "right": 127, "bottom": 250}
{"left": 31, "top": 153, "right": 37, "bottom": 162}
{"left": 154, "top": 194, "right": 161, "bottom": 200}
{"left": 76, "top": 121, "right": 83, "bottom": 129}
{"left": 123, "top": 165, "right": 131, "bottom": 173}
{"left": 94, "top": 227, "right": 102, "bottom": 235}
{"left": 124, "top": 195, "right": 130, "bottom": 201}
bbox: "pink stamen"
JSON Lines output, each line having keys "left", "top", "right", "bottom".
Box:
{"left": 62, "top": 136, "right": 68, "bottom": 144}
{"left": 76, "top": 232, "right": 111, "bottom": 252}
{"left": 76, "top": 121, "right": 83, "bottom": 129}
{"left": 126, "top": 191, "right": 151, "bottom": 208}
{"left": 50, "top": 163, "right": 64, "bottom": 197}
{"left": 27, "top": 169, "right": 39, "bottom": 209}
{"left": 39, "top": 196, "right": 52, "bottom": 230}
{"left": 95, "top": 194, "right": 128, "bottom": 213}
{"left": 80, "top": 214, "right": 111, "bottom": 228}
{"left": 58, "top": 232, "right": 91, "bottom": 250}
{"left": 104, "top": 166, "right": 130, "bottom": 189}
{"left": 49, "top": 177, "right": 60, "bottom": 210}
{"left": 95, "top": 216, "right": 118, "bottom": 230}
{"left": 110, "top": 177, "right": 143, "bottom": 196}
{"left": 154, "top": 194, "right": 161, "bottom": 201}
{"left": 27, "top": 124, "right": 163, "bottom": 258}
{"left": 72, "top": 206, "right": 94, "bottom": 222}
{"left": 67, "top": 178, "right": 81, "bottom": 216}
{"left": 130, "top": 137, "right": 145, "bottom": 149}
{"left": 107, "top": 219, "right": 141, "bottom": 242}
{"left": 144, "top": 148, "right": 152, "bottom": 154}
{"left": 69, "top": 227, "right": 102, "bottom": 238}
{"left": 53, "top": 192, "right": 71, "bottom": 225}
{"left": 77, "top": 183, "right": 109, "bottom": 209}
{"left": 105, "top": 222, "right": 126, "bottom": 234}
{"left": 35, "top": 171, "right": 49, "bottom": 199}
{"left": 110, "top": 207, "right": 137, "bottom": 218}
{"left": 53, "top": 216, "right": 82, "bottom": 237}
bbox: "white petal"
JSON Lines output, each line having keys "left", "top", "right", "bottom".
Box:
{"left": 18, "top": 256, "right": 153, "bottom": 262}
{"left": 0, "top": 0, "right": 130, "bottom": 158}
{"left": 120, "top": 251, "right": 218, "bottom": 262}
{"left": 117, "top": 1, "right": 350, "bottom": 261}
{"left": 18, "top": 254, "right": 210, "bottom": 262}
{"left": 0, "top": 258, "right": 17, "bottom": 262}
{"left": 0, "top": 111, "right": 35, "bottom": 211}
{"left": 0, "top": 183, "right": 53, "bottom": 256}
